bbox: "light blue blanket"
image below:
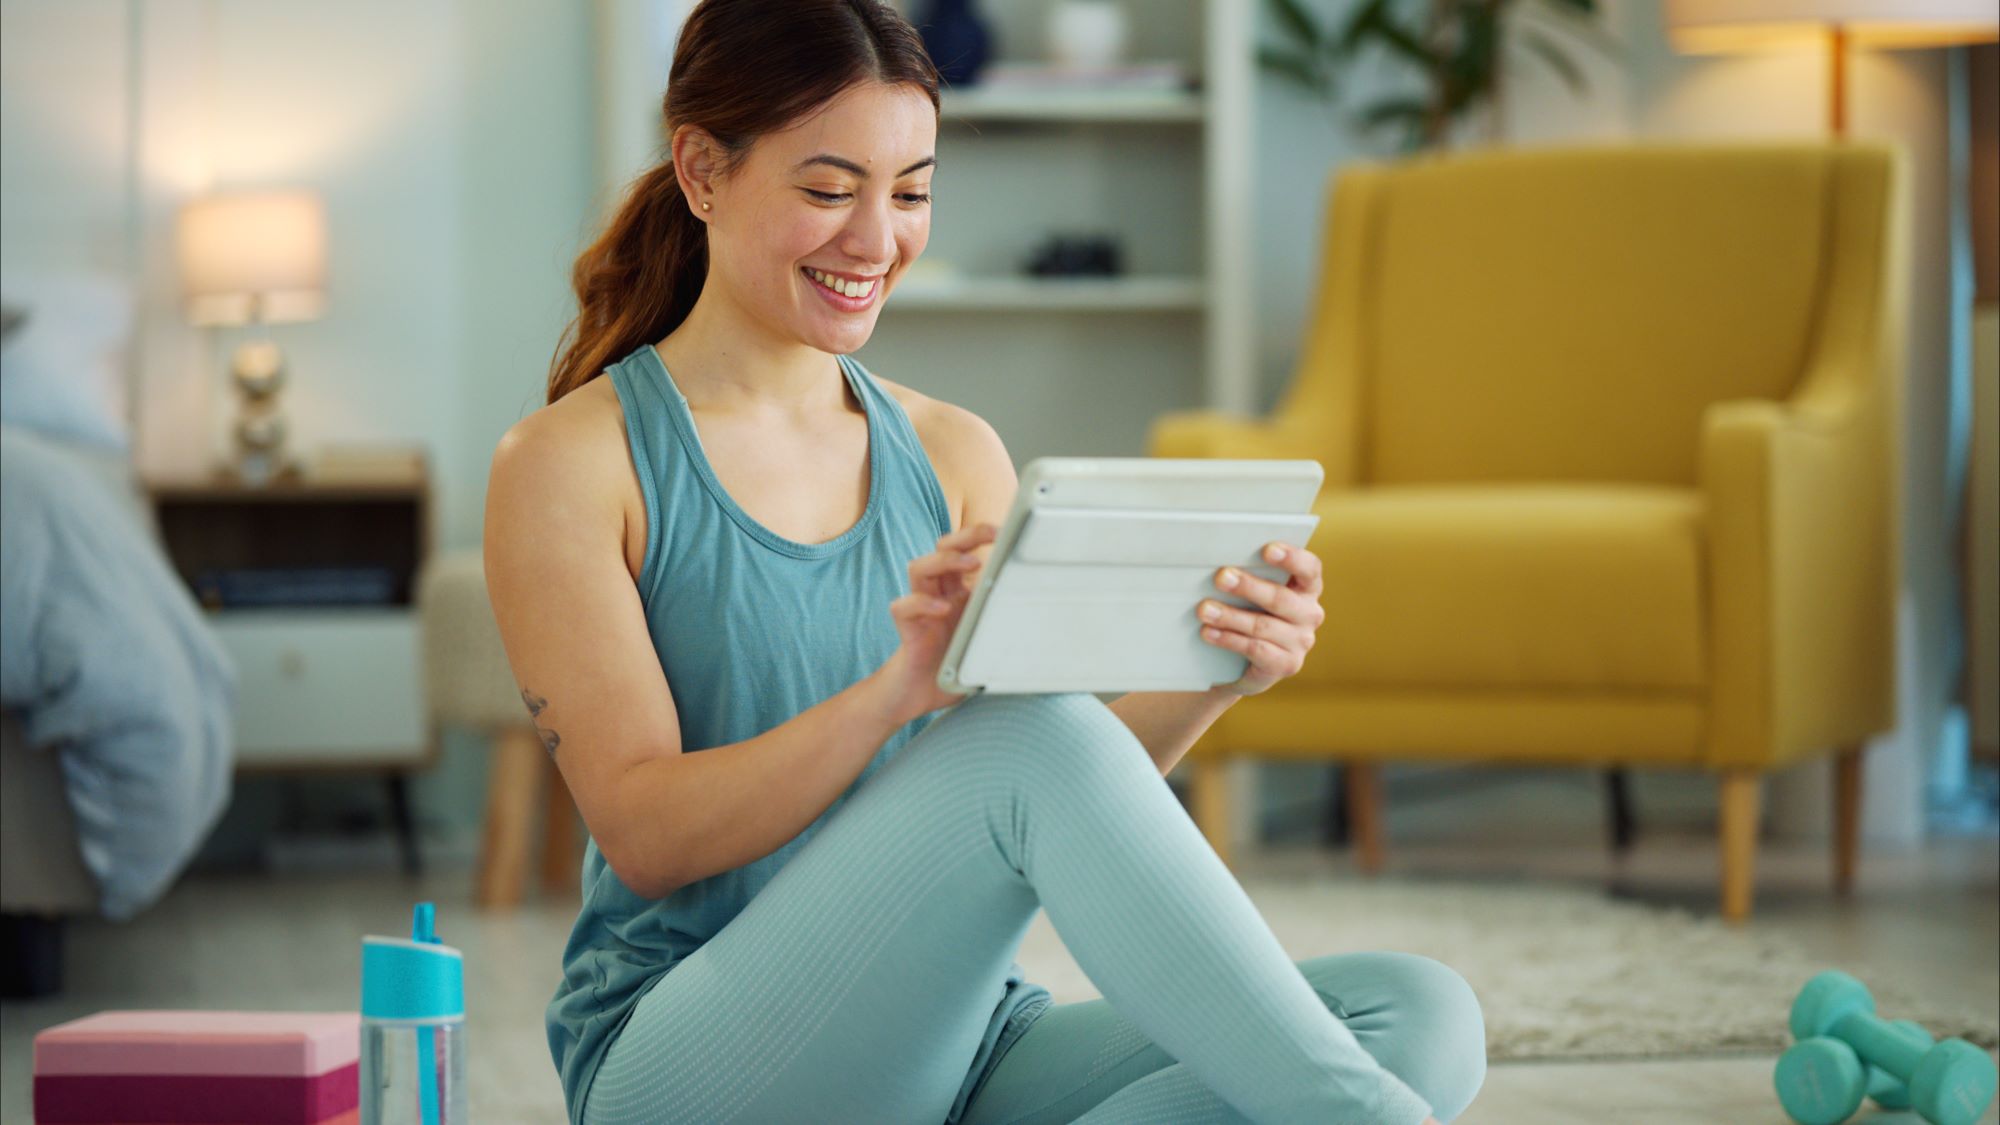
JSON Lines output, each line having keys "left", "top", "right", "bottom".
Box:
{"left": 0, "top": 423, "right": 235, "bottom": 920}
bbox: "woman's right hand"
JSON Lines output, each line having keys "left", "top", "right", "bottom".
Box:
{"left": 876, "top": 521, "right": 998, "bottom": 725}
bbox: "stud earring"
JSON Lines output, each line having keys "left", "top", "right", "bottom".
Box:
{"left": 701, "top": 201, "right": 711, "bottom": 211}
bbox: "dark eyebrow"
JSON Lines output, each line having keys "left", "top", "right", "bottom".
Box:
{"left": 792, "top": 154, "right": 937, "bottom": 178}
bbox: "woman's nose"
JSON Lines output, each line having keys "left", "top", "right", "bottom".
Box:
{"left": 841, "top": 199, "right": 898, "bottom": 265}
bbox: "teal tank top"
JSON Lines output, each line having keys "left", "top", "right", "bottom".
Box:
{"left": 545, "top": 342, "right": 1049, "bottom": 1121}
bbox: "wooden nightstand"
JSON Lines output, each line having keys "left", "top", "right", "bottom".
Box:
{"left": 145, "top": 457, "right": 435, "bottom": 874}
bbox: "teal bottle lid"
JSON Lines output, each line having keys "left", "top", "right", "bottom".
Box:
{"left": 361, "top": 902, "right": 464, "bottom": 1021}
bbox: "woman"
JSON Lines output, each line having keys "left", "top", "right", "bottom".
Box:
{"left": 483, "top": 1, "right": 1485, "bottom": 1122}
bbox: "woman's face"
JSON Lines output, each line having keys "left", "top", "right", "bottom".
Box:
{"left": 695, "top": 80, "right": 936, "bottom": 357}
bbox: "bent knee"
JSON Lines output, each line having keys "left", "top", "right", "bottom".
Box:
{"left": 1307, "top": 951, "right": 1486, "bottom": 1122}
{"left": 1382, "top": 953, "right": 1487, "bottom": 1121}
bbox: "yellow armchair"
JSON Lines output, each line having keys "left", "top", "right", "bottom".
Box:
{"left": 1156, "top": 143, "right": 1902, "bottom": 923}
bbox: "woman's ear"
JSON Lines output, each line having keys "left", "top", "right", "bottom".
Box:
{"left": 671, "top": 124, "right": 719, "bottom": 220}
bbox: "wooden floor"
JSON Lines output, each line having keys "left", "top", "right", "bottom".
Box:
{"left": 4, "top": 770, "right": 1995, "bottom": 1124}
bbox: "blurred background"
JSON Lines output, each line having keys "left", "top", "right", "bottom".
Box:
{"left": 2, "top": 1, "right": 1995, "bottom": 1121}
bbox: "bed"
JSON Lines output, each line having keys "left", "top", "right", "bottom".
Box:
{"left": 0, "top": 273, "right": 237, "bottom": 997}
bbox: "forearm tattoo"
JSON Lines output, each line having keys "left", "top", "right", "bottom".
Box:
{"left": 521, "top": 688, "right": 561, "bottom": 756}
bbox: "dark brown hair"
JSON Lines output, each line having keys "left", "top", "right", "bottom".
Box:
{"left": 545, "top": 0, "right": 940, "bottom": 404}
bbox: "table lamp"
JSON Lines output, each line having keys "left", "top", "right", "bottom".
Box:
{"left": 175, "top": 189, "right": 327, "bottom": 484}
{"left": 1665, "top": 0, "right": 2000, "bottom": 136}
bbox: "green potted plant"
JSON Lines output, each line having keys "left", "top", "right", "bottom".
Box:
{"left": 1258, "top": 0, "right": 1623, "bottom": 152}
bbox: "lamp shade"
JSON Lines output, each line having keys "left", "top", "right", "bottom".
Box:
{"left": 175, "top": 190, "right": 327, "bottom": 326}
{"left": 1667, "top": 0, "right": 2000, "bottom": 52}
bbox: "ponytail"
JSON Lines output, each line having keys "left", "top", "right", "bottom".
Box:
{"left": 546, "top": 162, "right": 708, "bottom": 404}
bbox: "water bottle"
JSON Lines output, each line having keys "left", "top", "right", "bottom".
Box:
{"left": 361, "top": 903, "right": 468, "bottom": 1124}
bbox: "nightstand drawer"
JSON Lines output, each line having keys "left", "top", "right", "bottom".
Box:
{"left": 211, "top": 609, "right": 426, "bottom": 767}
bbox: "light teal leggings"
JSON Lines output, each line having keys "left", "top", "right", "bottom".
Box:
{"left": 582, "top": 692, "right": 1486, "bottom": 1124}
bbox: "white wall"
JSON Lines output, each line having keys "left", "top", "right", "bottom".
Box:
{"left": 0, "top": 1, "right": 134, "bottom": 276}
{"left": 448, "top": 0, "right": 600, "bottom": 549}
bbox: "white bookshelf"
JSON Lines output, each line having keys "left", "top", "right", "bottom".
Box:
{"left": 593, "top": 0, "right": 1257, "bottom": 463}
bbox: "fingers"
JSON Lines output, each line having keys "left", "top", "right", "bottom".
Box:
{"left": 913, "top": 547, "right": 985, "bottom": 576}
{"left": 940, "top": 522, "right": 999, "bottom": 550}
{"left": 891, "top": 591, "right": 954, "bottom": 619}
{"left": 1199, "top": 623, "right": 1305, "bottom": 678}
{"left": 911, "top": 524, "right": 994, "bottom": 598}
{"left": 909, "top": 548, "right": 983, "bottom": 594}
{"left": 1213, "top": 561, "right": 1323, "bottom": 628}
{"left": 1197, "top": 599, "right": 1313, "bottom": 650}
{"left": 1260, "top": 540, "right": 1323, "bottom": 595}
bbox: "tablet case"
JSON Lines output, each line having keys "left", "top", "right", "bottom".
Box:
{"left": 937, "top": 457, "right": 1323, "bottom": 695}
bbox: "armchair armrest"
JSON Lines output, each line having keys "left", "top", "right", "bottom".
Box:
{"left": 1699, "top": 385, "right": 1895, "bottom": 770}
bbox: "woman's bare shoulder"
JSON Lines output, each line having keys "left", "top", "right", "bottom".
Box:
{"left": 868, "top": 371, "right": 931, "bottom": 422}
{"left": 494, "top": 376, "right": 628, "bottom": 480}
{"left": 868, "top": 372, "right": 988, "bottom": 534}
{"left": 490, "top": 376, "right": 649, "bottom": 577}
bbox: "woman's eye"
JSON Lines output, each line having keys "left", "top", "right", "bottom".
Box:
{"left": 804, "top": 189, "right": 931, "bottom": 205}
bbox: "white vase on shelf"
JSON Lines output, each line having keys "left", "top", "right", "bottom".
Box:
{"left": 1047, "top": 1, "right": 1128, "bottom": 69}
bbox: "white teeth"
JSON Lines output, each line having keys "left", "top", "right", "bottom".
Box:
{"left": 808, "top": 269, "right": 875, "bottom": 300}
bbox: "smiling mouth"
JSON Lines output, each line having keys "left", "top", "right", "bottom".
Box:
{"left": 801, "top": 267, "right": 879, "bottom": 300}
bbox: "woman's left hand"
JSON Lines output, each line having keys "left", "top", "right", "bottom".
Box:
{"left": 1197, "top": 541, "right": 1325, "bottom": 697}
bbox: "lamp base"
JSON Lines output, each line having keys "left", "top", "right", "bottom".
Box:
{"left": 232, "top": 405, "right": 297, "bottom": 486}
{"left": 231, "top": 339, "right": 286, "bottom": 395}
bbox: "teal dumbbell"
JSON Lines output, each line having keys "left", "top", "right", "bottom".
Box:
{"left": 1867, "top": 1020, "right": 1936, "bottom": 1111}
{"left": 1774, "top": 970, "right": 1998, "bottom": 1125}
{"left": 1787, "top": 1017, "right": 1942, "bottom": 1111}
{"left": 1777, "top": 1035, "right": 1933, "bottom": 1125}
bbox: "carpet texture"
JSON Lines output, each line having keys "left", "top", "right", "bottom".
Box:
{"left": 1011, "top": 874, "right": 2000, "bottom": 1062}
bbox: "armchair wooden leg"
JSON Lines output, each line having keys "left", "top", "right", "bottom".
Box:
{"left": 1718, "top": 769, "right": 1762, "bottom": 924}
{"left": 539, "top": 751, "right": 583, "bottom": 896}
{"left": 1606, "top": 768, "right": 1636, "bottom": 853}
{"left": 1346, "top": 763, "right": 1385, "bottom": 875}
{"left": 476, "top": 726, "right": 545, "bottom": 910}
{"left": 1323, "top": 764, "right": 1350, "bottom": 846}
{"left": 1833, "top": 744, "right": 1863, "bottom": 897}
{"left": 1191, "top": 754, "right": 1234, "bottom": 871}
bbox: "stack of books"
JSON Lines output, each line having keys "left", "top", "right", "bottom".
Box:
{"left": 33, "top": 1010, "right": 361, "bottom": 1124}
{"left": 193, "top": 566, "right": 399, "bottom": 609}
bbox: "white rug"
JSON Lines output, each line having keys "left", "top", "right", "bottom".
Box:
{"left": 1011, "top": 874, "right": 2000, "bottom": 1062}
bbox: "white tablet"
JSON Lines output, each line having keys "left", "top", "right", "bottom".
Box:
{"left": 937, "top": 457, "right": 1324, "bottom": 696}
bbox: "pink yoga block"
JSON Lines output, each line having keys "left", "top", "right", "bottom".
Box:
{"left": 32, "top": 1011, "right": 361, "bottom": 1078}
{"left": 28, "top": 1112, "right": 358, "bottom": 1125}
{"left": 34, "top": 1065, "right": 358, "bottom": 1124}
